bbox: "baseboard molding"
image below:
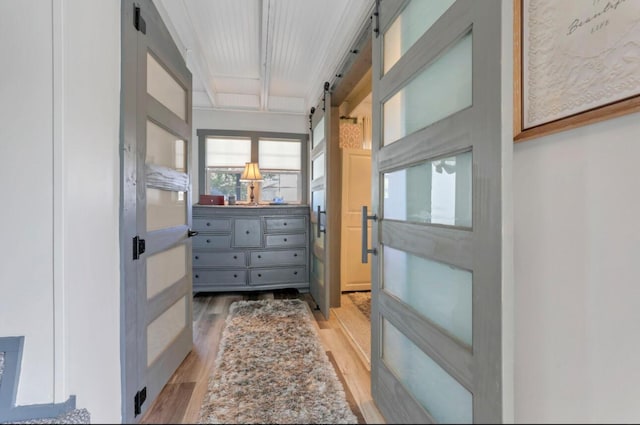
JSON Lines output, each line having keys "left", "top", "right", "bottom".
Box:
{"left": 0, "top": 337, "right": 79, "bottom": 423}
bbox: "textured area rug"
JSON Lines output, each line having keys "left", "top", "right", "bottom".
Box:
{"left": 347, "top": 292, "right": 371, "bottom": 321}
{"left": 198, "top": 299, "right": 358, "bottom": 424}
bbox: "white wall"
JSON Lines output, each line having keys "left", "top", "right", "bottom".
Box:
{"left": 514, "top": 111, "right": 640, "bottom": 423}
{"left": 62, "top": 0, "right": 121, "bottom": 422}
{"left": 0, "top": 1, "right": 121, "bottom": 422}
{"left": 0, "top": 0, "right": 55, "bottom": 405}
{"left": 191, "top": 109, "right": 307, "bottom": 198}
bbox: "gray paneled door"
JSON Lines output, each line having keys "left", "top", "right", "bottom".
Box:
{"left": 121, "top": 0, "right": 193, "bottom": 422}
{"left": 309, "top": 85, "right": 332, "bottom": 319}
{"left": 369, "top": 0, "right": 504, "bottom": 423}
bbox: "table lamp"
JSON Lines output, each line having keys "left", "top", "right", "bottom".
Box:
{"left": 240, "top": 162, "right": 263, "bottom": 205}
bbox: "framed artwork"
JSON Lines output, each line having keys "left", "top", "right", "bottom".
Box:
{"left": 514, "top": 0, "right": 640, "bottom": 142}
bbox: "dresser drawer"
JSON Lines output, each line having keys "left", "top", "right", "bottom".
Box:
{"left": 250, "top": 249, "right": 306, "bottom": 267}
{"left": 233, "top": 219, "right": 262, "bottom": 247}
{"left": 264, "top": 217, "right": 306, "bottom": 232}
{"left": 193, "top": 251, "right": 246, "bottom": 267}
{"left": 192, "top": 217, "right": 231, "bottom": 232}
{"left": 192, "top": 234, "right": 231, "bottom": 249}
{"left": 193, "top": 269, "right": 246, "bottom": 285}
{"left": 265, "top": 233, "right": 307, "bottom": 248}
{"left": 249, "top": 267, "right": 307, "bottom": 285}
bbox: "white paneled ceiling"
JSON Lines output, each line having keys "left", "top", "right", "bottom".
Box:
{"left": 154, "top": 0, "right": 373, "bottom": 114}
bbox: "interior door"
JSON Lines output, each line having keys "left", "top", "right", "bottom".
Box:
{"left": 122, "top": 0, "right": 193, "bottom": 422}
{"left": 369, "top": 0, "right": 505, "bottom": 423}
{"left": 341, "top": 147, "right": 372, "bottom": 292}
{"left": 309, "top": 84, "right": 335, "bottom": 319}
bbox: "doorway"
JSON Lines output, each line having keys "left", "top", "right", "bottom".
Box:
{"left": 331, "top": 73, "right": 373, "bottom": 369}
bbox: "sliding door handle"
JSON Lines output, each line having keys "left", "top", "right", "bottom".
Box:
{"left": 361, "top": 205, "right": 377, "bottom": 264}
{"left": 316, "top": 205, "right": 326, "bottom": 238}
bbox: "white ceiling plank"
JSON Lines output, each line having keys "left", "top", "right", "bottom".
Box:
{"left": 259, "top": 0, "right": 275, "bottom": 110}
{"left": 156, "top": 0, "right": 373, "bottom": 114}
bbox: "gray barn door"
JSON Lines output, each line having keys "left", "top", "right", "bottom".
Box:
{"left": 121, "top": 0, "right": 193, "bottom": 422}
{"left": 369, "top": 1, "right": 504, "bottom": 423}
{"left": 309, "top": 85, "right": 333, "bottom": 319}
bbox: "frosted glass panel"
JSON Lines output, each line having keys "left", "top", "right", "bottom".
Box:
{"left": 312, "top": 153, "right": 325, "bottom": 180}
{"left": 147, "top": 188, "right": 186, "bottom": 231}
{"left": 383, "top": 32, "right": 472, "bottom": 145}
{"left": 383, "top": 319, "right": 472, "bottom": 423}
{"left": 147, "top": 53, "right": 186, "bottom": 120}
{"left": 312, "top": 190, "right": 325, "bottom": 214}
{"left": 312, "top": 117, "right": 325, "bottom": 149}
{"left": 383, "top": 0, "right": 456, "bottom": 73}
{"left": 384, "top": 151, "right": 472, "bottom": 227}
{"left": 383, "top": 246, "right": 472, "bottom": 346}
{"left": 147, "top": 245, "right": 186, "bottom": 299}
{"left": 259, "top": 139, "right": 301, "bottom": 170}
{"left": 147, "top": 121, "right": 186, "bottom": 171}
{"left": 147, "top": 296, "right": 187, "bottom": 366}
{"left": 205, "top": 137, "right": 251, "bottom": 167}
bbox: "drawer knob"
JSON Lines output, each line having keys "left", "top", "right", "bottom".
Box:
{"left": 246, "top": 230, "right": 250, "bottom": 234}
{"left": 293, "top": 253, "right": 298, "bottom": 257}
{"left": 258, "top": 255, "right": 262, "bottom": 259}
{"left": 294, "top": 271, "right": 298, "bottom": 275}
{"left": 233, "top": 255, "right": 237, "bottom": 259}
{"left": 258, "top": 273, "right": 262, "bottom": 277}
{"left": 195, "top": 274, "right": 199, "bottom": 279}
{"left": 284, "top": 238, "right": 288, "bottom": 242}
{"left": 234, "top": 274, "right": 238, "bottom": 278}
{"left": 284, "top": 222, "right": 287, "bottom": 226}
{"left": 206, "top": 239, "right": 210, "bottom": 243}
{"left": 206, "top": 222, "right": 210, "bottom": 226}
{"left": 195, "top": 256, "right": 199, "bottom": 260}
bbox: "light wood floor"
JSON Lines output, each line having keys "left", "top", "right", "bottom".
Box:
{"left": 140, "top": 289, "right": 384, "bottom": 424}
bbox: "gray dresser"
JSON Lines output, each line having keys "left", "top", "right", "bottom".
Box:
{"left": 191, "top": 205, "right": 310, "bottom": 293}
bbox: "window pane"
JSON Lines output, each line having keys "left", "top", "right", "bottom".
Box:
{"left": 382, "top": 319, "right": 473, "bottom": 423}
{"left": 383, "top": 32, "right": 472, "bottom": 145}
{"left": 312, "top": 153, "right": 325, "bottom": 180}
{"left": 261, "top": 172, "right": 301, "bottom": 203}
{"left": 147, "top": 121, "right": 185, "bottom": 171}
{"left": 205, "top": 168, "right": 249, "bottom": 200}
{"left": 147, "top": 53, "right": 186, "bottom": 120}
{"left": 384, "top": 151, "right": 472, "bottom": 228}
{"left": 383, "top": 0, "right": 455, "bottom": 73}
{"left": 259, "top": 139, "right": 301, "bottom": 170}
{"left": 312, "top": 117, "right": 325, "bottom": 149}
{"left": 146, "top": 188, "right": 186, "bottom": 231}
{"left": 147, "top": 245, "right": 186, "bottom": 299}
{"left": 205, "top": 137, "right": 251, "bottom": 167}
{"left": 383, "top": 246, "right": 472, "bottom": 346}
{"left": 147, "top": 296, "right": 186, "bottom": 366}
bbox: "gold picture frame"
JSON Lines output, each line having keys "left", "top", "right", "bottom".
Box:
{"left": 514, "top": 0, "right": 640, "bottom": 143}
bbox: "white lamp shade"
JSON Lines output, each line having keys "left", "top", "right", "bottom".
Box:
{"left": 240, "top": 162, "right": 263, "bottom": 181}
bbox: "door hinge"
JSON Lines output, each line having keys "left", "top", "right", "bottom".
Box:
{"left": 134, "top": 4, "right": 146, "bottom": 34}
{"left": 133, "top": 236, "right": 146, "bottom": 260}
{"left": 134, "top": 386, "right": 147, "bottom": 416}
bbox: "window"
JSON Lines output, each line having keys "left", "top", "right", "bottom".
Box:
{"left": 198, "top": 130, "right": 308, "bottom": 204}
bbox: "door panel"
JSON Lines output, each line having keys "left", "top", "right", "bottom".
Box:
{"left": 309, "top": 96, "right": 329, "bottom": 318}
{"left": 341, "top": 148, "right": 371, "bottom": 292}
{"left": 121, "top": 0, "right": 193, "bottom": 421}
{"left": 371, "top": 1, "right": 504, "bottom": 423}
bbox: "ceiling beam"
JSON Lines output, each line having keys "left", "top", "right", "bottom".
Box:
{"left": 260, "top": 0, "right": 275, "bottom": 111}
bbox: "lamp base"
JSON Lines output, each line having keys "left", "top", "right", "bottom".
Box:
{"left": 249, "top": 183, "right": 256, "bottom": 205}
